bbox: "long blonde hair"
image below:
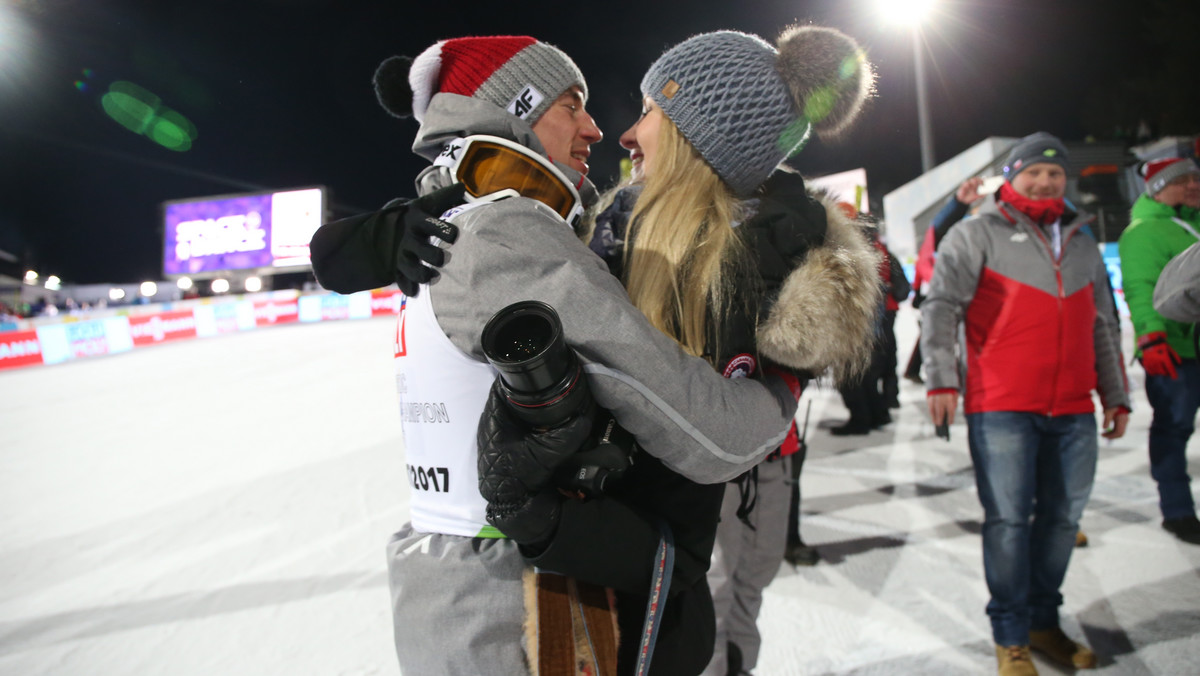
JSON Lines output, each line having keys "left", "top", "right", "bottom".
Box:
{"left": 622, "top": 118, "right": 746, "bottom": 360}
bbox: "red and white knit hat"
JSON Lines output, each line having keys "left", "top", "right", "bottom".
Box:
{"left": 1143, "top": 157, "right": 1200, "bottom": 196}
{"left": 374, "top": 36, "right": 587, "bottom": 125}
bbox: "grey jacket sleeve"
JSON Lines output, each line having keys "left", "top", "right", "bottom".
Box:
{"left": 919, "top": 220, "right": 985, "bottom": 392}
{"left": 1090, "top": 254, "right": 1131, "bottom": 410}
{"left": 1154, "top": 242, "right": 1200, "bottom": 323}
{"left": 430, "top": 198, "right": 797, "bottom": 484}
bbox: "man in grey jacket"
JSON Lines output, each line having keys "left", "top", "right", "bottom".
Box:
{"left": 318, "top": 36, "right": 801, "bottom": 675}
{"left": 922, "top": 132, "right": 1129, "bottom": 676}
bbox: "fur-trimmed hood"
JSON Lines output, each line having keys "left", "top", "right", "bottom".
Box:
{"left": 755, "top": 191, "right": 883, "bottom": 385}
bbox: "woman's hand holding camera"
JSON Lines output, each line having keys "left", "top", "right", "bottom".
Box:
{"left": 477, "top": 380, "right": 595, "bottom": 546}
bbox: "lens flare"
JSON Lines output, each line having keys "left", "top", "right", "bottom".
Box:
{"left": 100, "top": 80, "right": 197, "bottom": 152}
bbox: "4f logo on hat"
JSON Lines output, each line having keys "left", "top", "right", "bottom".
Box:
{"left": 507, "top": 85, "right": 544, "bottom": 119}
{"left": 1043, "top": 149, "right": 1058, "bottom": 157}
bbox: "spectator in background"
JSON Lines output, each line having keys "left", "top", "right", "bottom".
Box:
{"left": 923, "top": 132, "right": 1129, "bottom": 676}
{"left": 831, "top": 213, "right": 893, "bottom": 436}
{"left": 904, "top": 177, "right": 990, "bottom": 384}
{"left": 932, "top": 176, "right": 991, "bottom": 248}
{"left": 1118, "top": 157, "right": 1200, "bottom": 546}
{"left": 875, "top": 222, "right": 911, "bottom": 409}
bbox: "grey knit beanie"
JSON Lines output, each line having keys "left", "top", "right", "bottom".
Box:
{"left": 373, "top": 36, "right": 586, "bottom": 125}
{"left": 640, "top": 26, "right": 874, "bottom": 196}
{"left": 1002, "top": 132, "right": 1069, "bottom": 182}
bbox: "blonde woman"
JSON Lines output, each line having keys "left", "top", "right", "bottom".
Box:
{"left": 560, "top": 27, "right": 884, "bottom": 675}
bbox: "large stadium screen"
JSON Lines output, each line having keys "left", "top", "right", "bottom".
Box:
{"left": 162, "top": 187, "right": 326, "bottom": 277}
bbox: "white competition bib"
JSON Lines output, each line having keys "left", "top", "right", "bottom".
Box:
{"left": 394, "top": 290, "right": 502, "bottom": 538}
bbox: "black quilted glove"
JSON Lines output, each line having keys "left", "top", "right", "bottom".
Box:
{"left": 753, "top": 171, "right": 827, "bottom": 255}
{"left": 477, "top": 379, "right": 595, "bottom": 506}
{"left": 388, "top": 183, "right": 464, "bottom": 295}
{"left": 485, "top": 490, "right": 563, "bottom": 548}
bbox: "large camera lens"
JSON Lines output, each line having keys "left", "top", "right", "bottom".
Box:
{"left": 481, "top": 300, "right": 592, "bottom": 428}
{"left": 489, "top": 317, "right": 551, "bottom": 362}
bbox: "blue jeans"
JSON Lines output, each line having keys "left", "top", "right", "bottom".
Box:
{"left": 966, "top": 411, "right": 1097, "bottom": 646}
{"left": 1144, "top": 359, "right": 1200, "bottom": 520}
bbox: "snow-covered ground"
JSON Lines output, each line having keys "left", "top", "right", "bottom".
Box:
{"left": 1, "top": 306, "right": 1197, "bottom": 675}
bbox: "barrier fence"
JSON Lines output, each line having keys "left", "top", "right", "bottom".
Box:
{"left": 0, "top": 288, "right": 403, "bottom": 371}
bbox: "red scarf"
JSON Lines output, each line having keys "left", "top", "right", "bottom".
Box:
{"left": 999, "top": 181, "right": 1065, "bottom": 225}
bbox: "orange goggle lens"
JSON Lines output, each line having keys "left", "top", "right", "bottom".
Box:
{"left": 456, "top": 141, "right": 578, "bottom": 221}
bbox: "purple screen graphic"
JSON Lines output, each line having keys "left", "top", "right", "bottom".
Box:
{"left": 163, "top": 195, "right": 274, "bottom": 275}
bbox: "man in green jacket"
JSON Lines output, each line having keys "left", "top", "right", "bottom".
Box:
{"left": 1118, "top": 157, "right": 1200, "bottom": 545}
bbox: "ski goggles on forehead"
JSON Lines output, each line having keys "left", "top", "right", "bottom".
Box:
{"left": 434, "top": 135, "right": 584, "bottom": 227}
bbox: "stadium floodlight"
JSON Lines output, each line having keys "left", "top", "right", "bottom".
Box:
{"left": 109, "top": 288, "right": 126, "bottom": 301}
{"left": 177, "top": 277, "right": 193, "bottom": 290}
{"left": 877, "top": 0, "right": 938, "bottom": 173}
{"left": 244, "top": 276, "right": 262, "bottom": 293}
{"left": 211, "top": 278, "right": 230, "bottom": 294}
{"left": 24, "top": 270, "right": 38, "bottom": 284}
{"left": 140, "top": 281, "right": 158, "bottom": 297}
{"left": 44, "top": 275, "right": 61, "bottom": 291}
{"left": 876, "top": 0, "right": 935, "bottom": 26}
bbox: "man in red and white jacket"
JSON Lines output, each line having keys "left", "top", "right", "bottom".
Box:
{"left": 921, "top": 132, "right": 1130, "bottom": 676}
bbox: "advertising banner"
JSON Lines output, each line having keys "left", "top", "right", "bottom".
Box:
{"left": 129, "top": 310, "right": 199, "bottom": 346}
{"left": 370, "top": 288, "right": 404, "bottom": 316}
{"left": 193, "top": 302, "right": 256, "bottom": 337}
{"left": 0, "top": 329, "right": 43, "bottom": 370}
{"left": 37, "top": 318, "right": 134, "bottom": 365}
{"left": 254, "top": 298, "right": 300, "bottom": 326}
{"left": 164, "top": 193, "right": 275, "bottom": 276}
{"left": 299, "top": 291, "right": 372, "bottom": 323}
{"left": 163, "top": 187, "right": 324, "bottom": 277}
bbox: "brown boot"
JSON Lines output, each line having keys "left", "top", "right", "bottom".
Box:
{"left": 1029, "top": 627, "right": 1097, "bottom": 669}
{"left": 995, "top": 644, "right": 1038, "bottom": 676}
{"left": 1075, "top": 530, "right": 1088, "bottom": 547}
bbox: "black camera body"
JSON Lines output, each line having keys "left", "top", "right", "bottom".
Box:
{"left": 481, "top": 300, "right": 631, "bottom": 496}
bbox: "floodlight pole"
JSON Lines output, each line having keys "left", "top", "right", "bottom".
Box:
{"left": 913, "top": 27, "right": 935, "bottom": 174}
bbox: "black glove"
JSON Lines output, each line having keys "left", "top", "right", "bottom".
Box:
{"left": 754, "top": 170, "right": 828, "bottom": 256}
{"left": 477, "top": 379, "right": 596, "bottom": 506}
{"left": 378, "top": 183, "right": 465, "bottom": 296}
{"left": 485, "top": 489, "right": 563, "bottom": 548}
{"left": 309, "top": 183, "right": 464, "bottom": 296}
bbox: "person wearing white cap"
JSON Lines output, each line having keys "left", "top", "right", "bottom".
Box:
{"left": 1118, "top": 156, "right": 1200, "bottom": 546}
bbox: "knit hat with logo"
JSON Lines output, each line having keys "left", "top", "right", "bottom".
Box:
{"left": 1142, "top": 157, "right": 1200, "bottom": 196}
{"left": 373, "top": 36, "right": 587, "bottom": 125}
{"left": 640, "top": 26, "right": 874, "bottom": 197}
{"left": 1002, "top": 132, "right": 1069, "bottom": 182}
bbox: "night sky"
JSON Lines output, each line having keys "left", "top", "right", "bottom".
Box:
{"left": 0, "top": 0, "right": 1189, "bottom": 284}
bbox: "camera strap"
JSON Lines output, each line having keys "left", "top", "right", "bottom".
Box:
{"left": 634, "top": 520, "right": 675, "bottom": 676}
